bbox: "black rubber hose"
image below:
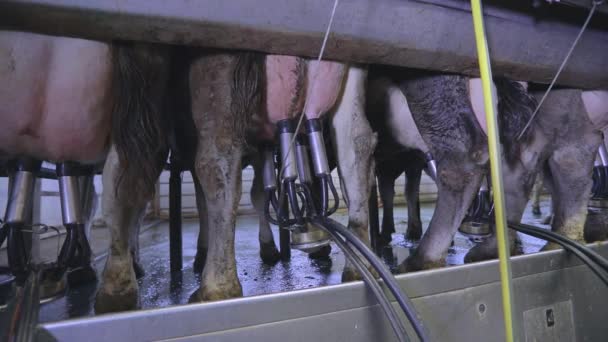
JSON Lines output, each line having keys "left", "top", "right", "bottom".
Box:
{"left": 264, "top": 192, "right": 280, "bottom": 226}
{"left": 602, "top": 166, "right": 608, "bottom": 196}
{"left": 592, "top": 166, "right": 601, "bottom": 196}
{"left": 508, "top": 222, "right": 608, "bottom": 286}
{"left": 0, "top": 224, "right": 7, "bottom": 248}
{"left": 314, "top": 217, "right": 429, "bottom": 342}
{"left": 57, "top": 227, "right": 77, "bottom": 268}
{"left": 327, "top": 176, "right": 340, "bottom": 216}
{"left": 286, "top": 181, "right": 304, "bottom": 225}
{"left": 509, "top": 222, "right": 608, "bottom": 274}
{"left": 326, "top": 228, "right": 410, "bottom": 342}
{"left": 320, "top": 176, "right": 329, "bottom": 216}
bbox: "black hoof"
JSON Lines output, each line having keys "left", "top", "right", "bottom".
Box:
{"left": 308, "top": 244, "right": 332, "bottom": 260}
{"left": 67, "top": 265, "right": 98, "bottom": 287}
{"left": 133, "top": 260, "right": 146, "bottom": 279}
{"left": 39, "top": 271, "right": 67, "bottom": 300}
{"left": 188, "top": 288, "right": 203, "bottom": 303}
{"left": 260, "top": 243, "right": 281, "bottom": 264}
{"left": 405, "top": 230, "right": 422, "bottom": 241}
{"left": 377, "top": 232, "right": 393, "bottom": 246}
{"left": 532, "top": 206, "right": 541, "bottom": 216}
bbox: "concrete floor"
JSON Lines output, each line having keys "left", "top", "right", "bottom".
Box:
{"left": 0, "top": 197, "right": 554, "bottom": 324}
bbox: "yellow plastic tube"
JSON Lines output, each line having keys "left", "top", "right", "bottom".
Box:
{"left": 470, "top": 1, "right": 515, "bottom": 341}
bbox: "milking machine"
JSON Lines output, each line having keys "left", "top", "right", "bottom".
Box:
{"left": 0, "top": 159, "right": 98, "bottom": 341}
{"left": 589, "top": 143, "right": 608, "bottom": 209}
{"left": 459, "top": 175, "right": 492, "bottom": 240}
{"left": 263, "top": 118, "right": 428, "bottom": 342}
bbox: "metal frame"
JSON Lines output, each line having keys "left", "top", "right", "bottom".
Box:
{"left": 38, "top": 242, "right": 608, "bottom": 341}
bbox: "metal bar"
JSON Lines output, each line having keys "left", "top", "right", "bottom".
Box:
{"left": 560, "top": 0, "right": 608, "bottom": 14}
{"left": 39, "top": 242, "right": 608, "bottom": 341}
{"left": 168, "top": 156, "right": 183, "bottom": 273}
{"left": 368, "top": 180, "right": 380, "bottom": 250}
{"left": 470, "top": 1, "right": 515, "bottom": 341}
{"left": 0, "top": 0, "right": 607, "bottom": 89}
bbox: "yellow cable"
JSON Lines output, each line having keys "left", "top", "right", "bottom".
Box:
{"left": 470, "top": 1, "right": 515, "bottom": 341}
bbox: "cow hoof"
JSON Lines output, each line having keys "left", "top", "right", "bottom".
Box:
{"left": 398, "top": 255, "right": 444, "bottom": 273}
{"left": 67, "top": 265, "right": 98, "bottom": 287}
{"left": 584, "top": 213, "right": 608, "bottom": 243}
{"left": 532, "top": 206, "right": 541, "bottom": 216}
{"left": 193, "top": 249, "right": 207, "bottom": 274}
{"left": 188, "top": 284, "right": 243, "bottom": 303}
{"left": 133, "top": 260, "right": 146, "bottom": 279}
{"left": 94, "top": 286, "right": 139, "bottom": 314}
{"left": 541, "top": 242, "right": 563, "bottom": 251}
{"left": 308, "top": 244, "right": 332, "bottom": 260}
{"left": 379, "top": 231, "right": 393, "bottom": 246}
{"left": 39, "top": 271, "right": 67, "bottom": 300}
{"left": 541, "top": 215, "right": 553, "bottom": 225}
{"left": 341, "top": 265, "right": 379, "bottom": 283}
{"left": 464, "top": 245, "right": 497, "bottom": 263}
{"left": 260, "top": 242, "right": 281, "bottom": 264}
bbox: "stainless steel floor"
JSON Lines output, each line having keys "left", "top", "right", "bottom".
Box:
{"left": 1, "top": 197, "right": 554, "bottom": 324}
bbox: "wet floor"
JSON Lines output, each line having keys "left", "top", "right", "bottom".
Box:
{"left": 0, "top": 197, "right": 555, "bottom": 324}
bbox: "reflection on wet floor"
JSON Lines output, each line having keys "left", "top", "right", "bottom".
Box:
{"left": 1, "top": 197, "right": 555, "bottom": 323}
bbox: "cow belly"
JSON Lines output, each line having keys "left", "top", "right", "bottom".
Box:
{"left": 0, "top": 31, "right": 112, "bottom": 162}
{"left": 305, "top": 60, "right": 345, "bottom": 118}
{"left": 468, "top": 78, "right": 498, "bottom": 135}
{"left": 582, "top": 90, "right": 608, "bottom": 130}
{"left": 387, "top": 84, "right": 429, "bottom": 152}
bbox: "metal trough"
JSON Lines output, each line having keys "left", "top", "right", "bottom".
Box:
{"left": 38, "top": 242, "right": 608, "bottom": 341}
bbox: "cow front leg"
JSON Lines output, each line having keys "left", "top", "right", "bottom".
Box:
{"left": 95, "top": 147, "right": 163, "bottom": 313}
{"left": 330, "top": 66, "right": 378, "bottom": 281}
{"left": 402, "top": 158, "right": 483, "bottom": 271}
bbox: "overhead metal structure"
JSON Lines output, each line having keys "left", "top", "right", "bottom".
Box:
{"left": 1, "top": 0, "right": 607, "bottom": 89}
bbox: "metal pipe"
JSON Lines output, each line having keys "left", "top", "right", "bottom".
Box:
{"left": 4, "top": 171, "right": 35, "bottom": 224}
{"left": 277, "top": 120, "right": 298, "bottom": 181}
{"left": 295, "top": 137, "right": 313, "bottom": 184}
{"left": 58, "top": 176, "right": 83, "bottom": 225}
{"left": 305, "top": 119, "right": 330, "bottom": 176}
{"left": 424, "top": 152, "right": 437, "bottom": 182}
{"left": 262, "top": 148, "right": 277, "bottom": 190}
{"left": 598, "top": 144, "right": 608, "bottom": 166}
{"left": 470, "top": 1, "right": 515, "bottom": 340}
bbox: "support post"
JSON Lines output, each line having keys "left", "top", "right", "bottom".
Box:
{"left": 169, "top": 153, "right": 183, "bottom": 272}
{"left": 470, "top": 1, "right": 515, "bottom": 340}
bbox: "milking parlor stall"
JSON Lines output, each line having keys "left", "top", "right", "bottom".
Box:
{"left": 1, "top": 0, "right": 608, "bottom": 341}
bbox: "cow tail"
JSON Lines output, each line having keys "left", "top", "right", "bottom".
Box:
{"left": 111, "top": 42, "right": 171, "bottom": 198}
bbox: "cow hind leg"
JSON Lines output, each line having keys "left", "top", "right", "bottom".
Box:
{"left": 330, "top": 66, "right": 378, "bottom": 282}
{"left": 402, "top": 158, "right": 483, "bottom": 271}
{"left": 188, "top": 52, "right": 261, "bottom": 301}
{"left": 544, "top": 143, "right": 598, "bottom": 249}
{"left": 95, "top": 147, "right": 164, "bottom": 313}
